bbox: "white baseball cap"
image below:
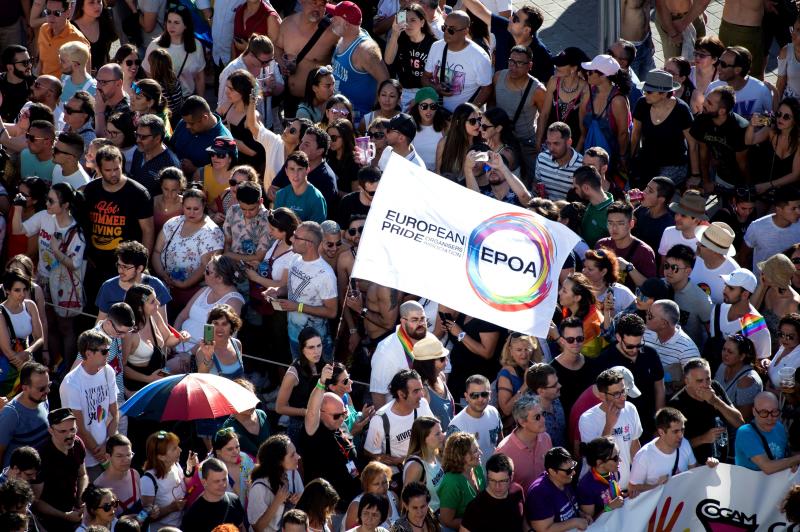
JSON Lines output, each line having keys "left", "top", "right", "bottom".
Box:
{"left": 610, "top": 366, "right": 642, "bottom": 398}
{"left": 720, "top": 268, "right": 758, "bottom": 293}
{"left": 580, "top": 54, "right": 621, "bottom": 77}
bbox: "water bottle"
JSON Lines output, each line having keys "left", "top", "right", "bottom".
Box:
{"left": 715, "top": 417, "right": 728, "bottom": 448}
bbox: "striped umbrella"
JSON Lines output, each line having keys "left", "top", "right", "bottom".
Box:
{"left": 120, "top": 373, "right": 259, "bottom": 421}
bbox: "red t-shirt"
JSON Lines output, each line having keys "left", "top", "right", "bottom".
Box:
{"left": 233, "top": 1, "right": 279, "bottom": 42}
{"left": 569, "top": 385, "right": 601, "bottom": 458}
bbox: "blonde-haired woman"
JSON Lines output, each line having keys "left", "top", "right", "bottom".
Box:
{"left": 437, "top": 432, "right": 484, "bottom": 531}
{"left": 343, "top": 461, "right": 400, "bottom": 531}
{"left": 402, "top": 416, "right": 445, "bottom": 512}
{"left": 496, "top": 333, "right": 542, "bottom": 430}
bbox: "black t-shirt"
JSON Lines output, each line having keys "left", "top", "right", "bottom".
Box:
{"left": 0, "top": 73, "right": 33, "bottom": 122}
{"left": 549, "top": 357, "right": 595, "bottom": 421}
{"left": 299, "top": 425, "right": 361, "bottom": 513}
{"left": 83, "top": 177, "right": 153, "bottom": 273}
{"left": 592, "top": 345, "right": 665, "bottom": 438}
{"left": 489, "top": 14, "right": 553, "bottom": 82}
{"left": 447, "top": 316, "right": 505, "bottom": 399}
{"left": 393, "top": 32, "right": 436, "bottom": 89}
{"left": 633, "top": 206, "right": 675, "bottom": 254}
{"left": 668, "top": 381, "right": 734, "bottom": 463}
{"left": 689, "top": 112, "right": 749, "bottom": 184}
{"left": 633, "top": 98, "right": 693, "bottom": 170}
{"left": 337, "top": 191, "right": 371, "bottom": 229}
{"left": 180, "top": 493, "right": 245, "bottom": 532}
{"left": 461, "top": 484, "right": 526, "bottom": 531}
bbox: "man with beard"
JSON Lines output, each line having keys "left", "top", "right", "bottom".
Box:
{"left": 274, "top": 0, "right": 339, "bottom": 116}
{"left": 336, "top": 215, "right": 365, "bottom": 306}
{"left": 689, "top": 85, "right": 749, "bottom": 192}
{"left": 337, "top": 166, "right": 379, "bottom": 231}
{"left": 329, "top": 2, "right": 389, "bottom": 123}
{"left": 709, "top": 269, "right": 772, "bottom": 361}
{"left": 370, "top": 300, "right": 436, "bottom": 408}
{"left": 31, "top": 408, "right": 88, "bottom": 532}
{"left": 319, "top": 220, "right": 347, "bottom": 269}
{"left": 0, "top": 363, "right": 50, "bottom": 467}
{"left": 534, "top": 122, "right": 583, "bottom": 201}
{"left": 706, "top": 47, "right": 771, "bottom": 119}
{"left": 93, "top": 63, "right": 130, "bottom": 138}
{"left": 0, "top": 45, "right": 34, "bottom": 122}
{"left": 465, "top": 149, "right": 532, "bottom": 206}
{"left": 57, "top": 41, "right": 95, "bottom": 106}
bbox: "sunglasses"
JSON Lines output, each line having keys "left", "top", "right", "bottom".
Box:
{"left": 443, "top": 24, "right": 467, "bottom": 35}
{"left": 228, "top": 178, "right": 244, "bottom": 186}
{"left": 792, "top": 257, "right": 800, "bottom": 264}
{"left": 365, "top": 189, "right": 376, "bottom": 196}
{"left": 135, "top": 132, "right": 153, "bottom": 140}
{"left": 324, "top": 240, "right": 343, "bottom": 248}
{"left": 53, "top": 146, "right": 74, "bottom": 157}
{"left": 64, "top": 106, "right": 85, "bottom": 115}
{"left": 339, "top": 377, "right": 351, "bottom": 385}
{"left": 561, "top": 335, "right": 584, "bottom": 344}
{"left": 466, "top": 117, "right": 481, "bottom": 126}
{"left": 156, "top": 430, "right": 168, "bottom": 440}
{"left": 469, "top": 391, "right": 491, "bottom": 399}
{"left": 330, "top": 108, "right": 350, "bottom": 116}
{"left": 368, "top": 130, "right": 386, "bottom": 139}
{"left": 25, "top": 133, "right": 48, "bottom": 142}
{"left": 556, "top": 464, "right": 578, "bottom": 474}
{"left": 328, "top": 134, "right": 340, "bottom": 141}
{"left": 14, "top": 58, "right": 34, "bottom": 67}
{"left": 776, "top": 112, "right": 794, "bottom": 120}
{"left": 663, "top": 262, "right": 686, "bottom": 272}
{"left": 168, "top": 3, "right": 187, "bottom": 11}
{"left": 511, "top": 13, "right": 520, "bottom": 22}
{"left": 418, "top": 102, "right": 438, "bottom": 111}
{"left": 634, "top": 288, "right": 649, "bottom": 302}
{"left": 43, "top": 8, "right": 66, "bottom": 16}
{"left": 99, "top": 500, "right": 120, "bottom": 512}
{"left": 480, "top": 123, "right": 494, "bottom": 131}
{"left": 210, "top": 152, "right": 229, "bottom": 158}
{"left": 717, "top": 60, "right": 735, "bottom": 69}
{"left": 348, "top": 226, "right": 364, "bottom": 236}
{"left": 623, "top": 341, "right": 644, "bottom": 350}
{"left": 126, "top": 58, "right": 142, "bottom": 67}
{"left": 323, "top": 410, "right": 347, "bottom": 420}
{"left": 215, "top": 426, "right": 236, "bottom": 437}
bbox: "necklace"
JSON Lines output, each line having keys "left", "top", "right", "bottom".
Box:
{"left": 560, "top": 78, "right": 579, "bottom": 94}
{"left": 408, "top": 517, "right": 426, "bottom": 530}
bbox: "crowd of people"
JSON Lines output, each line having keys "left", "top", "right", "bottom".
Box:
{"left": 0, "top": 0, "right": 799, "bottom": 531}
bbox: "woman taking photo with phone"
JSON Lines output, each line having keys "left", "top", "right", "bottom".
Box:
{"left": 194, "top": 303, "right": 244, "bottom": 379}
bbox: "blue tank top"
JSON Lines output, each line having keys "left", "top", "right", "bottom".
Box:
{"left": 332, "top": 30, "right": 377, "bottom": 122}
{"left": 211, "top": 340, "right": 244, "bottom": 379}
{"left": 425, "top": 382, "right": 454, "bottom": 431}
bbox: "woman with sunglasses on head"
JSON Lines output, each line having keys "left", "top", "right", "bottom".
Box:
{"left": 72, "top": 0, "right": 117, "bottom": 74}
{"left": 496, "top": 333, "right": 542, "bottom": 431}
{"left": 689, "top": 36, "right": 724, "bottom": 113}
{"left": 436, "top": 102, "right": 482, "bottom": 182}
{"left": 194, "top": 137, "right": 238, "bottom": 212}
{"left": 153, "top": 167, "right": 186, "bottom": 237}
{"left": 112, "top": 44, "right": 142, "bottom": 101}
{"left": 527, "top": 447, "right": 588, "bottom": 532}
{"left": 147, "top": 48, "right": 185, "bottom": 125}
{"left": 437, "top": 432, "right": 484, "bottom": 531}
{"left": 402, "top": 416, "right": 445, "bottom": 513}
{"left": 745, "top": 97, "right": 800, "bottom": 195}
{"left": 210, "top": 164, "right": 257, "bottom": 225}
{"left": 322, "top": 94, "right": 355, "bottom": 130}
{"left": 3, "top": 256, "right": 47, "bottom": 348}
{"left": 557, "top": 272, "right": 604, "bottom": 357}
{"left": 578, "top": 55, "right": 631, "bottom": 175}
{"left": 537, "top": 47, "right": 590, "bottom": 151}
{"left": 11, "top": 182, "right": 85, "bottom": 368}
{"left": 327, "top": 118, "right": 361, "bottom": 194}
{"left": 412, "top": 337, "right": 454, "bottom": 431}
{"left": 141, "top": 430, "right": 199, "bottom": 531}
{"left": 152, "top": 188, "right": 225, "bottom": 313}
{"left": 219, "top": 69, "right": 267, "bottom": 174}
{"left": 766, "top": 313, "right": 800, "bottom": 395}
{"left": 576, "top": 437, "right": 623, "bottom": 519}
{"left": 344, "top": 462, "right": 400, "bottom": 531}
{"left": 276, "top": 326, "right": 326, "bottom": 444}
{"left": 143, "top": 3, "right": 205, "bottom": 98}
{"left": 714, "top": 334, "right": 762, "bottom": 421}
{"left": 408, "top": 87, "right": 448, "bottom": 171}
{"left": 248, "top": 434, "right": 304, "bottom": 532}
{"left": 297, "top": 66, "right": 337, "bottom": 124}
{"left": 209, "top": 427, "right": 255, "bottom": 500}
{"left": 480, "top": 107, "right": 520, "bottom": 172}
{"left": 385, "top": 4, "right": 437, "bottom": 111}
{"left": 75, "top": 484, "right": 119, "bottom": 531}
{"left": 131, "top": 78, "right": 173, "bottom": 138}
{"left": 106, "top": 111, "right": 137, "bottom": 173}
{"left": 358, "top": 79, "right": 403, "bottom": 135}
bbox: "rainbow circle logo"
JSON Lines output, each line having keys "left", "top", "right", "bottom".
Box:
{"left": 466, "top": 212, "right": 555, "bottom": 311}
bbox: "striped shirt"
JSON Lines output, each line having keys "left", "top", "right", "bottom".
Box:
{"left": 644, "top": 326, "right": 700, "bottom": 368}
{"left": 534, "top": 148, "right": 583, "bottom": 200}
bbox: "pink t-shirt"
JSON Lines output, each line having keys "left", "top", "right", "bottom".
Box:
{"left": 495, "top": 430, "right": 552, "bottom": 492}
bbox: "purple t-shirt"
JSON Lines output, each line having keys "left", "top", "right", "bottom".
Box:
{"left": 577, "top": 470, "right": 618, "bottom": 516}
{"left": 525, "top": 472, "right": 579, "bottom": 523}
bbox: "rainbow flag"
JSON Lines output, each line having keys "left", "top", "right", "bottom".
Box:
{"left": 740, "top": 313, "right": 767, "bottom": 337}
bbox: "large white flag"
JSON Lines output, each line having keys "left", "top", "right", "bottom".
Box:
{"left": 351, "top": 154, "right": 579, "bottom": 337}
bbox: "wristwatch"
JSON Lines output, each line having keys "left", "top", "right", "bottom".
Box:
{"left": 457, "top": 332, "right": 466, "bottom": 343}
{"left": 360, "top": 307, "right": 368, "bottom": 318}
{"left": 625, "top": 263, "right": 634, "bottom": 273}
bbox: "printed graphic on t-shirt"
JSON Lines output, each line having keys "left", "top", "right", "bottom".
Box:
{"left": 90, "top": 201, "right": 126, "bottom": 251}
{"left": 433, "top": 62, "right": 465, "bottom": 95}
{"left": 84, "top": 383, "right": 110, "bottom": 427}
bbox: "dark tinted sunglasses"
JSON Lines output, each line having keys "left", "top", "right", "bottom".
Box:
{"left": 126, "top": 58, "right": 142, "bottom": 67}
{"left": 368, "top": 130, "right": 386, "bottom": 139}
{"left": 324, "top": 240, "right": 343, "bottom": 248}
{"left": 348, "top": 226, "right": 364, "bottom": 236}
{"left": 561, "top": 335, "right": 585, "bottom": 344}
{"left": 469, "top": 391, "right": 490, "bottom": 399}
{"left": 228, "top": 178, "right": 243, "bottom": 186}
{"left": 418, "top": 102, "right": 438, "bottom": 111}
{"left": 99, "top": 500, "right": 120, "bottom": 512}
{"left": 466, "top": 117, "right": 481, "bottom": 126}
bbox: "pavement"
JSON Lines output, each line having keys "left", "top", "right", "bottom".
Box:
{"left": 522, "top": 0, "right": 780, "bottom": 83}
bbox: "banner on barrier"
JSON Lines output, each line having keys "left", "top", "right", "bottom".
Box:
{"left": 588, "top": 463, "right": 799, "bottom": 531}
{"left": 351, "top": 154, "right": 579, "bottom": 337}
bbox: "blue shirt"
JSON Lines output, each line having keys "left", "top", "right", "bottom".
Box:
{"left": 95, "top": 273, "right": 172, "bottom": 313}
{"left": 0, "top": 396, "right": 50, "bottom": 467}
{"left": 170, "top": 114, "right": 232, "bottom": 168}
{"left": 274, "top": 183, "right": 327, "bottom": 223}
{"left": 735, "top": 421, "right": 788, "bottom": 471}
{"left": 20, "top": 149, "right": 56, "bottom": 182}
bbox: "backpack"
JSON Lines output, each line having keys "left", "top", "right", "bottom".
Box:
{"left": 381, "top": 409, "right": 417, "bottom": 494}
{"left": 702, "top": 304, "right": 725, "bottom": 375}
{"left": 49, "top": 225, "right": 84, "bottom": 318}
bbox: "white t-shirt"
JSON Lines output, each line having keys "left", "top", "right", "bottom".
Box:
{"left": 59, "top": 364, "right": 118, "bottom": 467}
{"left": 447, "top": 406, "right": 503, "bottom": 467}
{"left": 597, "top": 283, "right": 636, "bottom": 315}
{"left": 143, "top": 38, "right": 207, "bottom": 97}
{"left": 141, "top": 464, "right": 185, "bottom": 528}
{"left": 370, "top": 327, "right": 412, "bottom": 398}
{"left": 365, "top": 399, "right": 435, "bottom": 470}
{"left": 218, "top": 55, "right": 284, "bottom": 130}
{"left": 579, "top": 402, "right": 643, "bottom": 489}
{"left": 424, "top": 39, "right": 493, "bottom": 111}
{"left": 744, "top": 214, "right": 800, "bottom": 273}
{"left": 414, "top": 125, "right": 443, "bottom": 171}
{"left": 211, "top": 0, "right": 246, "bottom": 65}
{"left": 247, "top": 470, "right": 304, "bottom": 532}
{"left": 658, "top": 226, "right": 697, "bottom": 256}
{"left": 286, "top": 255, "right": 337, "bottom": 338}
{"left": 711, "top": 304, "right": 772, "bottom": 359}
{"left": 629, "top": 438, "right": 697, "bottom": 486}
{"left": 22, "top": 211, "right": 85, "bottom": 281}
{"left": 768, "top": 345, "right": 800, "bottom": 388}
{"left": 707, "top": 77, "right": 772, "bottom": 119}
{"left": 52, "top": 164, "right": 91, "bottom": 190}
{"left": 690, "top": 256, "right": 739, "bottom": 304}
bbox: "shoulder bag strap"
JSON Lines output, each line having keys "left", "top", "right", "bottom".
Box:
{"left": 749, "top": 420, "right": 775, "bottom": 460}
{"left": 142, "top": 471, "right": 159, "bottom": 498}
{"left": 439, "top": 44, "right": 448, "bottom": 84}
{"left": 723, "top": 367, "right": 753, "bottom": 395}
{"left": 160, "top": 218, "right": 184, "bottom": 271}
{"left": 381, "top": 412, "right": 392, "bottom": 457}
{"left": 672, "top": 446, "right": 680, "bottom": 476}
{"left": 296, "top": 16, "right": 332, "bottom": 65}
{"left": 0, "top": 305, "right": 17, "bottom": 342}
{"left": 712, "top": 304, "right": 722, "bottom": 338}
{"left": 175, "top": 50, "right": 190, "bottom": 79}
{"left": 511, "top": 76, "right": 535, "bottom": 127}
{"left": 404, "top": 455, "right": 426, "bottom": 483}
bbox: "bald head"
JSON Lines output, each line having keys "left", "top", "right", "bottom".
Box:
{"left": 320, "top": 392, "right": 345, "bottom": 430}
{"left": 753, "top": 391, "right": 780, "bottom": 429}
{"left": 448, "top": 10, "right": 470, "bottom": 26}
{"left": 399, "top": 300, "right": 424, "bottom": 319}
{"left": 754, "top": 391, "right": 779, "bottom": 410}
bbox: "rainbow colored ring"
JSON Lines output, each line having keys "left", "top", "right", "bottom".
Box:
{"left": 466, "top": 212, "right": 555, "bottom": 311}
